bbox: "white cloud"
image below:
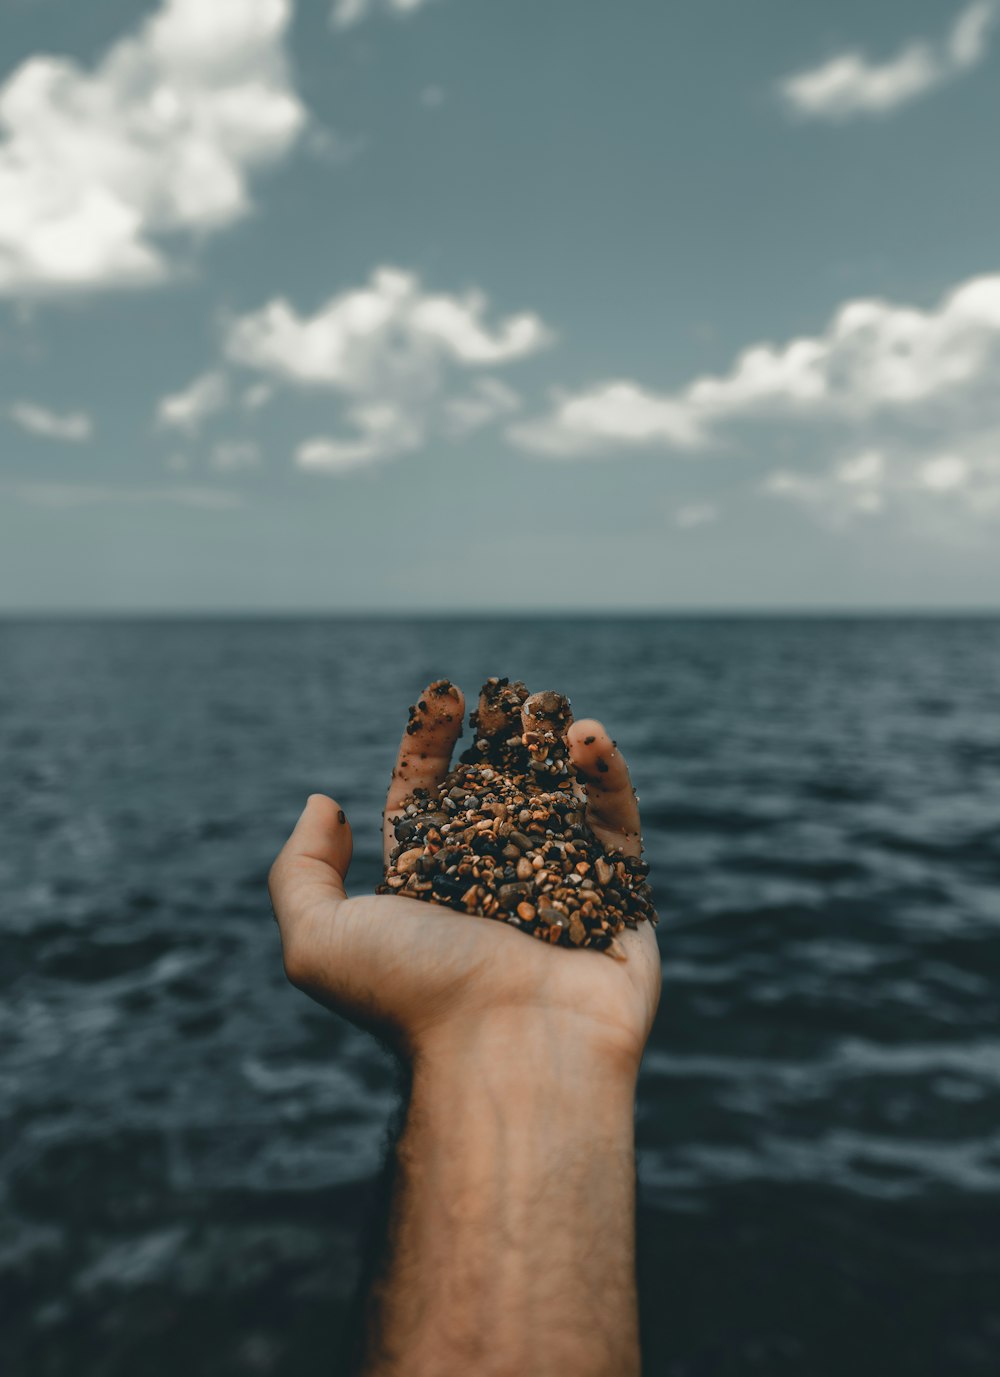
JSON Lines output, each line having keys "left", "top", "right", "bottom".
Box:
{"left": 919, "top": 454, "right": 970, "bottom": 492}
{"left": 691, "top": 274, "right": 1000, "bottom": 421}
{"left": 675, "top": 503, "right": 719, "bottom": 530}
{"left": 331, "top": 0, "right": 439, "bottom": 31}
{"left": 444, "top": 377, "right": 521, "bottom": 436}
{"left": 837, "top": 449, "right": 885, "bottom": 488}
{"left": 8, "top": 401, "right": 93, "bottom": 442}
{"left": 296, "top": 437, "right": 372, "bottom": 472}
{"left": 303, "top": 125, "right": 366, "bottom": 168}
{"left": 764, "top": 439, "right": 1000, "bottom": 526}
{"left": 409, "top": 294, "right": 550, "bottom": 364}
{"left": 765, "top": 451, "right": 886, "bottom": 524}
{"left": 227, "top": 266, "right": 551, "bottom": 464}
{"left": 513, "top": 273, "right": 1000, "bottom": 446}
{"left": 511, "top": 272, "right": 1000, "bottom": 520}
{"left": 241, "top": 382, "right": 274, "bottom": 411}
{"left": 226, "top": 267, "right": 551, "bottom": 385}
{"left": 0, "top": 0, "right": 305, "bottom": 297}
{"left": 297, "top": 403, "right": 423, "bottom": 471}
{"left": 156, "top": 371, "right": 228, "bottom": 433}
{"left": 211, "top": 440, "right": 260, "bottom": 470}
{"left": 296, "top": 437, "right": 360, "bottom": 472}
{"left": 778, "top": 1, "right": 997, "bottom": 121}
{"left": 510, "top": 381, "right": 704, "bottom": 457}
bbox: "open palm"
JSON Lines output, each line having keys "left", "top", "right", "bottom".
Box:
{"left": 269, "top": 683, "right": 662, "bottom": 1068}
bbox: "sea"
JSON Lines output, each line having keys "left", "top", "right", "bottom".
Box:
{"left": 2, "top": 616, "right": 999, "bottom": 1376}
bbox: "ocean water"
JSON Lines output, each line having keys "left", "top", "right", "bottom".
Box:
{"left": 2, "top": 616, "right": 999, "bottom": 1376}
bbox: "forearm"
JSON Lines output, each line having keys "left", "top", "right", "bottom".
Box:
{"left": 356, "top": 1013, "right": 642, "bottom": 1377}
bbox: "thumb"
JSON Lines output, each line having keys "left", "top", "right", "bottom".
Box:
{"left": 269, "top": 794, "right": 353, "bottom": 930}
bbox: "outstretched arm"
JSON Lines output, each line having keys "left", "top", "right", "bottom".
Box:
{"left": 268, "top": 683, "right": 661, "bottom": 1377}
{"left": 359, "top": 1017, "right": 643, "bottom": 1377}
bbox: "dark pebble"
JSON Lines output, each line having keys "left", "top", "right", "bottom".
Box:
{"left": 498, "top": 882, "right": 531, "bottom": 909}
{"left": 431, "top": 874, "right": 469, "bottom": 901}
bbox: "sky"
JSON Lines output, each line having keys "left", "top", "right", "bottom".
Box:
{"left": 1, "top": 0, "right": 1000, "bottom": 611}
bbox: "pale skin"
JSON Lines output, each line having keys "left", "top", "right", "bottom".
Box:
{"left": 268, "top": 684, "right": 662, "bottom": 1377}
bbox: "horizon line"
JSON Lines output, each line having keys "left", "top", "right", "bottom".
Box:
{"left": 2, "top": 606, "right": 1000, "bottom": 620}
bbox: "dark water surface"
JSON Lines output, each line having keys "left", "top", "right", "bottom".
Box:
{"left": 2, "top": 617, "right": 1000, "bottom": 1376}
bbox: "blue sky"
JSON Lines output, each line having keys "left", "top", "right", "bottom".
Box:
{"left": 2, "top": 0, "right": 999, "bottom": 610}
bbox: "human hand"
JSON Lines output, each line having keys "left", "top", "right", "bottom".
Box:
{"left": 268, "top": 682, "right": 662, "bottom": 1077}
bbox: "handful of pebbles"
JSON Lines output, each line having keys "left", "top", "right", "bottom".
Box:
{"left": 377, "top": 678, "right": 656, "bottom": 958}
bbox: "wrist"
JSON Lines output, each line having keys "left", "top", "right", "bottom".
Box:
{"left": 411, "top": 1005, "right": 644, "bottom": 1098}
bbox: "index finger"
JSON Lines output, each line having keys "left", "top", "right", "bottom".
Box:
{"left": 383, "top": 680, "right": 465, "bottom": 865}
